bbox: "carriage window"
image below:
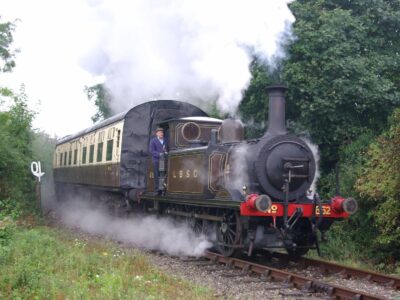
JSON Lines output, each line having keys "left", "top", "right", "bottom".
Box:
{"left": 82, "top": 146, "right": 87, "bottom": 164}
{"left": 64, "top": 152, "right": 67, "bottom": 166}
{"left": 60, "top": 153, "right": 63, "bottom": 166}
{"left": 74, "top": 149, "right": 78, "bottom": 165}
{"left": 89, "top": 145, "right": 94, "bottom": 163}
{"left": 68, "top": 150, "right": 72, "bottom": 165}
{"left": 106, "top": 140, "right": 113, "bottom": 161}
{"left": 97, "top": 142, "right": 103, "bottom": 162}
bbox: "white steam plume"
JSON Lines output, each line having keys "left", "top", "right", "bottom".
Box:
{"left": 301, "top": 138, "right": 320, "bottom": 197}
{"left": 58, "top": 199, "right": 211, "bottom": 257}
{"left": 82, "top": 0, "right": 295, "bottom": 114}
{"left": 226, "top": 142, "right": 250, "bottom": 192}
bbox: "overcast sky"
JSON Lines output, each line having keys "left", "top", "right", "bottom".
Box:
{"left": 0, "top": 0, "right": 100, "bottom": 137}
{"left": 0, "top": 0, "right": 294, "bottom": 138}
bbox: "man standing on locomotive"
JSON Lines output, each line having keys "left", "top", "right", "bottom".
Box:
{"left": 149, "top": 127, "right": 168, "bottom": 195}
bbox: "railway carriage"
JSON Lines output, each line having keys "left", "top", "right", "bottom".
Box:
{"left": 54, "top": 86, "right": 358, "bottom": 257}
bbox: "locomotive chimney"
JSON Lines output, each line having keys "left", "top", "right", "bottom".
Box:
{"left": 264, "top": 84, "right": 287, "bottom": 136}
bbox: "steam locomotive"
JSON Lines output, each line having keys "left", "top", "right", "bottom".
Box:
{"left": 53, "top": 85, "right": 357, "bottom": 256}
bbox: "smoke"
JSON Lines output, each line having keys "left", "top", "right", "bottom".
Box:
{"left": 82, "top": 0, "right": 295, "bottom": 114}
{"left": 226, "top": 142, "right": 250, "bottom": 192}
{"left": 301, "top": 137, "right": 320, "bottom": 197}
{"left": 55, "top": 197, "right": 211, "bottom": 257}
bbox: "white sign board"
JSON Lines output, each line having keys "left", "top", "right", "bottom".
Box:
{"left": 31, "top": 161, "right": 45, "bottom": 182}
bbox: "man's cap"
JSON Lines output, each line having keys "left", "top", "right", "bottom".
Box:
{"left": 155, "top": 127, "right": 164, "bottom": 132}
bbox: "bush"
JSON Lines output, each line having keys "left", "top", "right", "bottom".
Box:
{"left": 0, "top": 87, "right": 37, "bottom": 219}
{"left": 317, "top": 109, "right": 400, "bottom": 271}
{"left": 356, "top": 108, "right": 400, "bottom": 263}
{"left": 316, "top": 132, "right": 378, "bottom": 261}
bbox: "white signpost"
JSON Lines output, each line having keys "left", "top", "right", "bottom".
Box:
{"left": 31, "top": 161, "right": 45, "bottom": 210}
{"left": 31, "top": 161, "right": 45, "bottom": 182}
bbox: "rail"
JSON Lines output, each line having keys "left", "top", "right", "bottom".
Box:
{"left": 204, "top": 251, "right": 387, "bottom": 300}
{"left": 269, "top": 252, "right": 400, "bottom": 290}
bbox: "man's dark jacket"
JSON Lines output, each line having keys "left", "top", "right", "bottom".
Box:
{"left": 149, "top": 137, "right": 168, "bottom": 161}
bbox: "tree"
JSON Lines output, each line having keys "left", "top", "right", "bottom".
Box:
{"left": 0, "top": 17, "right": 17, "bottom": 72}
{"left": 282, "top": 0, "right": 400, "bottom": 168}
{"left": 0, "top": 18, "right": 36, "bottom": 217}
{"left": 239, "top": 59, "right": 275, "bottom": 138}
{"left": 84, "top": 83, "right": 112, "bottom": 123}
{"left": 0, "top": 87, "right": 35, "bottom": 206}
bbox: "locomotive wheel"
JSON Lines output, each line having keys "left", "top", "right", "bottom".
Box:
{"left": 178, "top": 206, "right": 203, "bottom": 236}
{"left": 216, "top": 211, "right": 242, "bottom": 256}
{"left": 186, "top": 217, "right": 203, "bottom": 236}
{"left": 192, "top": 219, "right": 206, "bottom": 236}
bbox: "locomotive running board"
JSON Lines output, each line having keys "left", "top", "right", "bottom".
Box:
{"left": 165, "top": 209, "right": 224, "bottom": 222}
{"left": 141, "top": 194, "right": 241, "bottom": 209}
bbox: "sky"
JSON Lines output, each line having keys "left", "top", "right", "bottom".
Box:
{"left": 0, "top": 0, "right": 295, "bottom": 138}
{"left": 0, "top": 1, "right": 100, "bottom": 137}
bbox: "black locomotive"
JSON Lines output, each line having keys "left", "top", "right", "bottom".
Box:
{"left": 54, "top": 85, "right": 357, "bottom": 256}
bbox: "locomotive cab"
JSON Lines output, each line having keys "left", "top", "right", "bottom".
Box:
{"left": 164, "top": 116, "right": 223, "bottom": 150}
{"left": 145, "top": 116, "right": 223, "bottom": 194}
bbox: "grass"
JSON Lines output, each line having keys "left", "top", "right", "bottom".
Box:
{"left": 0, "top": 220, "right": 215, "bottom": 300}
{"left": 306, "top": 225, "right": 400, "bottom": 275}
{"left": 307, "top": 243, "right": 376, "bottom": 271}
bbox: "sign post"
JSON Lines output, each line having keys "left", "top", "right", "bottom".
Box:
{"left": 31, "top": 161, "right": 45, "bottom": 210}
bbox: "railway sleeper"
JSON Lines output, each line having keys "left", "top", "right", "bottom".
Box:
{"left": 310, "top": 282, "right": 335, "bottom": 296}
{"left": 279, "top": 290, "right": 306, "bottom": 298}
{"left": 240, "top": 264, "right": 251, "bottom": 276}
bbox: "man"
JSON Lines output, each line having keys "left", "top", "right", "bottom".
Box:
{"left": 149, "top": 127, "right": 168, "bottom": 194}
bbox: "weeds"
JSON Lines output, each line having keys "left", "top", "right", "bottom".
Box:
{"left": 0, "top": 224, "right": 215, "bottom": 299}
{"left": 308, "top": 223, "right": 400, "bottom": 275}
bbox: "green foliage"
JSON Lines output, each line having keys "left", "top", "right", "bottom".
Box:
{"left": 32, "top": 130, "right": 56, "bottom": 176}
{"left": 318, "top": 110, "right": 400, "bottom": 269}
{"left": 0, "top": 87, "right": 37, "bottom": 218}
{"left": 240, "top": 1, "right": 400, "bottom": 169}
{"left": 355, "top": 108, "right": 400, "bottom": 261}
{"left": 318, "top": 223, "right": 364, "bottom": 261}
{"left": 0, "top": 87, "right": 13, "bottom": 98}
{"left": 0, "top": 217, "right": 16, "bottom": 247}
{"left": 204, "top": 101, "right": 224, "bottom": 119}
{"left": 85, "top": 83, "right": 112, "bottom": 123}
{"left": 0, "top": 197, "right": 26, "bottom": 220}
{"left": 0, "top": 17, "right": 40, "bottom": 220}
{"left": 0, "top": 17, "right": 17, "bottom": 72}
{"left": 317, "top": 131, "right": 376, "bottom": 198}
{"left": 239, "top": 59, "right": 275, "bottom": 138}
{"left": 316, "top": 131, "right": 379, "bottom": 260}
{"left": 0, "top": 226, "right": 214, "bottom": 299}
{"left": 282, "top": 0, "right": 400, "bottom": 167}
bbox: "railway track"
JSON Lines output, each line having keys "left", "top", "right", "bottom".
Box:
{"left": 268, "top": 251, "right": 400, "bottom": 290}
{"left": 203, "top": 250, "right": 394, "bottom": 300}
